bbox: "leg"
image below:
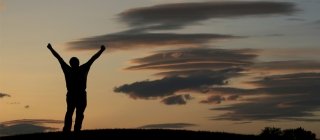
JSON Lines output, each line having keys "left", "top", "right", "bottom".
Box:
{"left": 74, "top": 94, "right": 87, "bottom": 132}
{"left": 63, "top": 96, "right": 75, "bottom": 132}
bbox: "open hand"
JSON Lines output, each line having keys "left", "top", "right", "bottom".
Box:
{"left": 47, "top": 43, "right": 52, "bottom": 49}
{"left": 101, "top": 45, "right": 106, "bottom": 51}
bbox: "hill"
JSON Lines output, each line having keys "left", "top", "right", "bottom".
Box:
{"left": 1, "top": 129, "right": 258, "bottom": 140}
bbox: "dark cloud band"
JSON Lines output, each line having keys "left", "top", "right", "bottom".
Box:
{"left": 69, "top": 33, "right": 241, "bottom": 51}
{"left": 126, "top": 48, "right": 257, "bottom": 70}
{"left": 114, "top": 68, "right": 241, "bottom": 100}
{"left": 138, "top": 123, "right": 196, "bottom": 129}
{"left": 68, "top": 1, "right": 296, "bottom": 50}
{"left": 0, "top": 119, "right": 63, "bottom": 137}
{"left": 119, "top": 1, "right": 297, "bottom": 30}
{"left": 210, "top": 72, "right": 320, "bottom": 121}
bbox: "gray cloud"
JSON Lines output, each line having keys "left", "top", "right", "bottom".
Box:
{"left": 155, "top": 68, "right": 245, "bottom": 78}
{"left": 126, "top": 48, "right": 258, "bottom": 71}
{"left": 0, "top": 124, "right": 57, "bottom": 137}
{"left": 210, "top": 72, "right": 320, "bottom": 121}
{"left": 212, "top": 96, "right": 319, "bottom": 121}
{"left": 161, "top": 94, "right": 193, "bottom": 105}
{"left": 69, "top": 33, "right": 241, "bottom": 51}
{"left": 251, "top": 60, "right": 320, "bottom": 71}
{"left": 196, "top": 87, "right": 257, "bottom": 104}
{"left": 68, "top": 1, "right": 296, "bottom": 50}
{"left": 0, "top": 119, "right": 63, "bottom": 137}
{"left": 115, "top": 73, "right": 224, "bottom": 99}
{"left": 2, "top": 119, "right": 64, "bottom": 126}
{"left": 0, "top": 92, "right": 10, "bottom": 98}
{"left": 287, "top": 18, "right": 305, "bottom": 21}
{"left": 138, "top": 123, "right": 196, "bottom": 129}
{"left": 250, "top": 72, "right": 320, "bottom": 88}
{"left": 200, "top": 95, "right": 225, "bottom": 104}
{"left": 115, "top": 47, "right": 254, "bottom": 104}
{"left": 119, "top": 1, "right": 297, "bottom": 30}
{"left": 114, "top": 68, "right": 242, "bottom": 100}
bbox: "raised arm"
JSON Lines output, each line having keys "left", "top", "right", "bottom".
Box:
{"left": 47, "top": 43, "right": 67, "bottom": 65}
{"left": 85, "top": 45, "right": 105, "bottom": 66}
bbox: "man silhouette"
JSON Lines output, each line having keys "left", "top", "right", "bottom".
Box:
{"left": 47, "top": 43, "right": 105, "bottom": 132}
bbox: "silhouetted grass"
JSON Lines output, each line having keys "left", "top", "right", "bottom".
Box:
{"left": 1, "top": 129, "right": 258, "bottom": 140}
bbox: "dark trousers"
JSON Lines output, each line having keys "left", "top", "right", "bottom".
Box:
{"left": 63, "top": 92, "right": 87, "bottom": 132}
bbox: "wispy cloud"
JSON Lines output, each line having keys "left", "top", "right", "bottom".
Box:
{"left": 0, "top": 119, "right": 63, "bottom": 136}
{"left": 155, "top": 68, "right": 244, "bottom": 77}
{"left": 0, "top": 124, "right": 56, "bottom": 137}
{"left": 210, "top": 72, "right": 320, "bottom": 121}
{"left": 126, "top": 48, "right": 258, "bottom": 71}
{"left": 251, "top": 60, "right": 320, "bottom": 71}
{"left": 119, "top": 1, "right": 297, "bottom": 30}
{"left": 68, "top": 1, "right": 296, "bottom": 50}
{"left": 138, "top": 123, "right": 196, "bottom": 129}
{"left": 117, "top": 44, "right": 320, "bottom": 122}
{"left": 115, "top": 47, "right": 255, "bottom": 104}
{"left": 114, "top": 68, "right": 242, "bottom": 100}
{"left": 0, "top": 92, "right": 10, "bottom": 98}
{"left": 2, "top": 119, "right": 64, "bottom": 126}
{"left": 68, "top": 0, "right": 319, "bottom": 122}
{"left": 69, "top": 33, "right": 241, "bottom": 51}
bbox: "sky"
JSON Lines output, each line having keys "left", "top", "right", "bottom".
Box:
{"left": 1, "top": 0, "right": 320, "bottom": 137}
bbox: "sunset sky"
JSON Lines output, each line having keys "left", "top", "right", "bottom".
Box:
{"left": 1, "top": 0, "right": 320, "bottom": 137}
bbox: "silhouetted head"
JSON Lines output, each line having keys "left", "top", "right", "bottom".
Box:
{"left": 69, "top": 57, "right": 79, "bottom": 68}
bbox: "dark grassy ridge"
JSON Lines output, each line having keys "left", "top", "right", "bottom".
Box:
{"left": 1, "top": 129, "right": 258, "bottom": 140}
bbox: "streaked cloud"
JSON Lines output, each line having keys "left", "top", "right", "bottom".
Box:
{"left": 126, "top": 48, "right": 258, "bottom": 71}
{"left": 114, "top": 73, "right": 224, "bottom": 99}
{"left": 119, "top": 1, "right": 297, "bottom": 30}
{"left": 211, "top": 72, "right": 320, "bottom": 121}
{"left": 0, "top": 124, "right": 56, "bottom": 137}
{"left": 115, "top": 47, "right": 255, "bottom": 104}
{"left": 68, "top": 1, "right": 296, "bottom": 50}
{"left": 2, "top": 119, "right": 64, "bottom": 126}
{"left": 69, "top": 0, "right": 318, "bottom": 122}
{"left": 156, "top": 68, "right": 244, "bottom": 77}
{"left": 114, "top": 68, "right": 242, "bottom": 100}
{"left": 251, "top": 60, "right": 320, "bottom": 71}
{"left": 287, "top": 18, "right": 305, "bottom": 21}
{"left": 0, "top": 119, "right": 63, "bottom": 136}
{"left": 138, "top": 123, "right": 196, "bottom": 129}
{"left": 69, "top": 33, "right": 241, "bottom": 51}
